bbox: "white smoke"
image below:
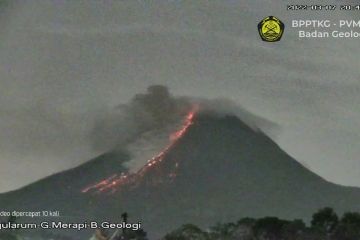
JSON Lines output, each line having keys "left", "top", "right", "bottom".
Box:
{"left": 91, "top": 85, "right": 278, "bottom": 172}
{"left": 91, "top": 85, "right": 191, "bottom": 152}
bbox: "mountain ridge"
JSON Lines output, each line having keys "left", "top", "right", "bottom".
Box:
{"left": 1, "top": 112, "right": 360, "bottom": 239}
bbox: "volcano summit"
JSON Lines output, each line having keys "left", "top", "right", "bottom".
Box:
{"left": 0, "top": 97, "right": 360, "bottom": 239}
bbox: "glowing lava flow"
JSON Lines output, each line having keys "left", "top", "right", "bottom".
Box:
{"left": 82, "top": 106, "right": 198, "bottom": 194}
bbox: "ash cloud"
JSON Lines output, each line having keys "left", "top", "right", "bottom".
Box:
{"left": 91, "top": 85, "right": 278, "bottom": 154}
{"left": 91, "top": 85, "right": 191, "bottom": 152}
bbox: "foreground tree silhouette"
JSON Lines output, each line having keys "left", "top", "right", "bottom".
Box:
{"left": 333, "top": 212, "right": 360, "bottom": 240}
{"left": 209, "top": 222, "right": 237, "bottom": 239}
{"left": 311, "top": 207, "right": 339, "bottom": 234}
{"left": 282, "top": 219, "right": 306, "bottom": 239}
{"left": 160, "top": 207, "right": 360, "bottom": 240}
{"left": 115, "top": 212, "right": 148, "bottom": 240}
{"left": 163, "top": 224, "right": 208, "bottom": 240}
{"left": 253, "top": 217, "right": 289, "bottom": 240}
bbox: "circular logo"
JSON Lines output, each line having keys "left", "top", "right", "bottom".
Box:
{"left": 258, "top": 16, "right": 285, "bottom": 42}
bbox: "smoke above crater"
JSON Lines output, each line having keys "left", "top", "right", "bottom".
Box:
{"left": 91, "top": 85, "right": 191, "bottom": 152}
{"left": 90, "top": 85, "right": 278, "bottom": 172}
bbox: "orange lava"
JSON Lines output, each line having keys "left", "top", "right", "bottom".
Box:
{"left": 82, "top": 105, "right": 198, "bottom": 194}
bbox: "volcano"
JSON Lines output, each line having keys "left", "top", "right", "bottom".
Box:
{"left": 1, "top": 110, "right": 360, "bottom": 239}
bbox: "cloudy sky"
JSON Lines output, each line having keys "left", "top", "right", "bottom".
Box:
{"left": 0, "top": 0, "right": 359, "bottom": 192}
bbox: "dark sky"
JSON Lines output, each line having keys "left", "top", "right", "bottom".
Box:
{"left": 0, "top": 0, "right": 360, "bottom": 192}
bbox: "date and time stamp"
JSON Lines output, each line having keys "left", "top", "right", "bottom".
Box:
{"left": 287, "top": 4, "right": 360, "bottom": 11}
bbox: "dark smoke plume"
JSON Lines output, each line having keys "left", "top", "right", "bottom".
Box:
{"left": 91, "top": 85, "right": 278, "bottom": 154}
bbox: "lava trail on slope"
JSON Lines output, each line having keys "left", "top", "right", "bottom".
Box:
{"left": 82, "top": 105, "right": 198, "bottom": 194}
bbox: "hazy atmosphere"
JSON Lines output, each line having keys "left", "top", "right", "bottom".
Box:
{"left": 0, "top": 0, "right": 360, "bottom": 192}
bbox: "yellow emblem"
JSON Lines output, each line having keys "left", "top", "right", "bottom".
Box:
{"left": 258, "top": 16, "right": 285, "bottom": 42}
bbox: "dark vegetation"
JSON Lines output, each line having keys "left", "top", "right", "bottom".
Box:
{"left": 162, "top": 207, "right": 360, "bottom": 240}
{"left": 1, "top": 208, "right": 360, "bottom": 239}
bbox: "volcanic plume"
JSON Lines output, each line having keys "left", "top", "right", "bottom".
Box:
{"left": 1, "top": 87, "right": 360, "bottom": 239}
{"left": 82, "top": 104, "right": 198, "bottom": 194}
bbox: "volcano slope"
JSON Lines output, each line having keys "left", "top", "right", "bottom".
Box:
{"left": 1, "top": 111, "right": 360, "bottom": 238}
